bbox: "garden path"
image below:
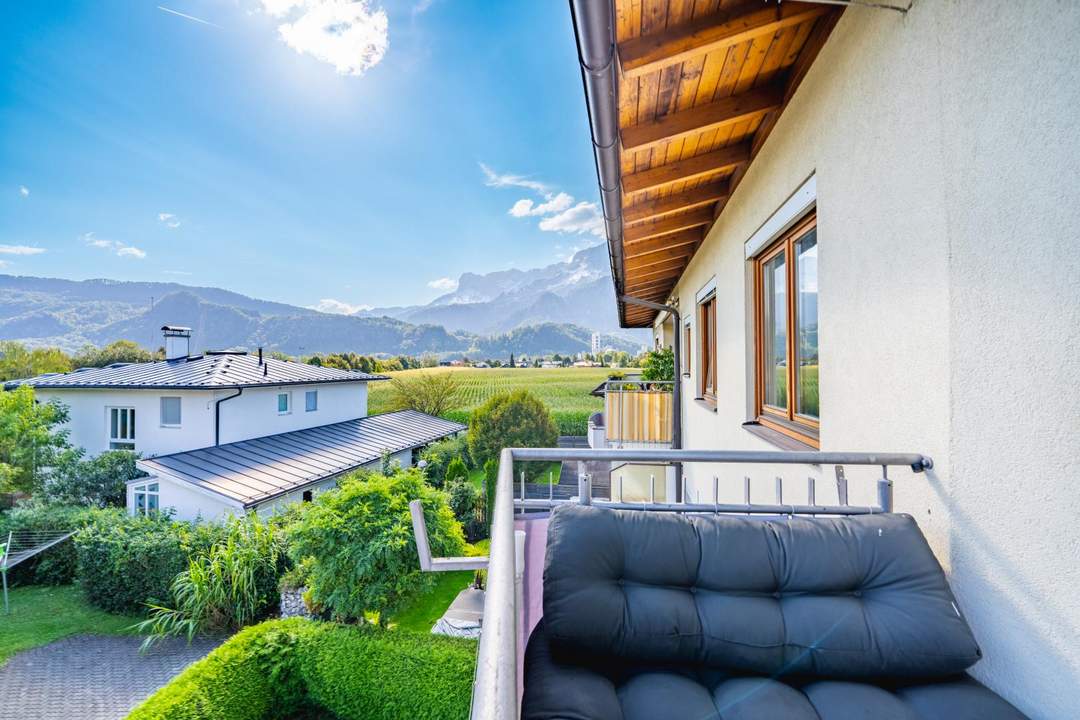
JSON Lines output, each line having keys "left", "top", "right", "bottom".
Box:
{"left": 0, "top": 634, "right": 222, "bottom": 720}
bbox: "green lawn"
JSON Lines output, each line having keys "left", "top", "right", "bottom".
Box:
{"left": 0, "top": 584, "right": 139, "bottom": 664}
{"left": 389, "top": 539, "right": 489, "bottom": 634}
{"left": 369, "top": 366, "right": 611, "bottom": 435}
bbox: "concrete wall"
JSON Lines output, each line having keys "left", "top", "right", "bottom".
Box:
{"left": 655, "top": 3, "right": 1080, "bottom": 716}
{"left": 39, "top": 381, "right": 368, "bottom": 458}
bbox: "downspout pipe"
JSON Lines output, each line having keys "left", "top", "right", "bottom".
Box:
{"left": 214, "top": 388, "right": 243, "bottom": 446}
{"left": 570, "top": 0, "right": 625, "bottom": 322}
{"left": 621, "top": 295, "right": 683, "bottom": 501}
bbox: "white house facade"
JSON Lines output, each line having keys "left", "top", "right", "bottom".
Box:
{"left": 12, "top": 326, "right": 464, "bottom": 522}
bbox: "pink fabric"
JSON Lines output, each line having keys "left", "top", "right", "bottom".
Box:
{"left": 515, "top": 514, "right": 549, "bottom": 706}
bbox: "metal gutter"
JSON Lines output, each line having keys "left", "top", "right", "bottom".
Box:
{"left": 570, "top": 0, "right": 627, "bottom": 325}
{"left": 214, "top": 388, "right": 243, "bottom": 446}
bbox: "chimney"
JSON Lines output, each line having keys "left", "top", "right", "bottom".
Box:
{"left": 162, "top": 325, "right": 192, "bottom": 361}
{"left": 258, "top": 347, "right": 263, "bottom": 365}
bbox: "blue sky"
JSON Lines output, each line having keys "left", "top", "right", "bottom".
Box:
{"left": 0, "top": 0, "right": 604, "bottom": 312}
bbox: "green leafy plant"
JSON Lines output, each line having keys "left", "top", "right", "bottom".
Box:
{"left": 135, "top": 515, "right": 289, "bottom": 645}
{"left": 444, "top": 456, "right": 468, "bottom": 485}
{"left": 467, "top": 389, "right": 558, "bottom": 481}
{"left": 285, "top": 468, "right": 465, "bottom": 624}
{"left": 44, "top": 450, "right": 144, "bottom": 508}
{"left": 0, "top": 501, "right": 99, "bottom": 585}
{"left": 446, "top": 479, "right": 484, "bottom": 542}
{"left": 74, "top": 511, "right": 203, "bottom": 614}
{"left": 0, "top": 385, "right": 80, "bottom": 495}
{"left": 386, "top": 371, "right": 461, "bottom": 417}
{"left": 419, "top": 434, "right": 471, "bottom": 488}
{"left": 641, "top": 346, "right": 675, "bottom": 381}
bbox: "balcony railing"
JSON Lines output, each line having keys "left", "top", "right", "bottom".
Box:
{"left": 597, "top": 379, "right": 673, "bottom": 447}
{"left": 424, "top": 446, "right": 932, "bottom": 720}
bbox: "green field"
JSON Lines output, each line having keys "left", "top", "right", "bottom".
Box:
{"left": 369, "top": 366, "right": 611, "bottom": 435}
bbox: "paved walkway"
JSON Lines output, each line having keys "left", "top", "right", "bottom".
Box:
{"left": 0, "top": 634, "right": 222, "bottom": 720}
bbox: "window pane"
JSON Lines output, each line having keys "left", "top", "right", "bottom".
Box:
{"left": 110, "top": 408, "right": 118, "bottom": 439}
{"left": 306, "top": 391, "right": 317, "bottom": 412}
{"left": 135, "top": 492, "right": 145, "bottom": 513}
{"left": 278, "top": 393, "right": 289, "bottom": 412}
{"left": 161, "top": 397, "right": 181, "bottom": 425}
{"left": 119, "top": 409, "right": 128, "bottom": 439}
{"left": 763, "top": 252, "right": 788, "bottom": 409}
{"left": 795, "top": 229, "right": 819, "bottom": 418}
{"left": 148, "top": 494, "right": 159, "bottom": 512}
{"left": 148, "top": 483, "right": 158, "bottom": 492}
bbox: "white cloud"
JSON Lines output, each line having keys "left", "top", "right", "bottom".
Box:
{"left": 158, "top": 212, "right": 181, "bottom": 229}
{"left": 309, "top": 298, "right": 371, "bottom": 314}
{"left": 427, "top": 277, "right": 458, "bottom": 292}
{"left": 0, "top": 244, "right": 46, "bottom": 256}
{"left": 0, "top": 260, "right": 9, "bottom": 268}
{"left": 508, "top": 192, "right": 573, "bottom": 218}
{"left": 82, "top": 232, "right": 146, "bottom": 259}
{"left": 18, "top": 186, "right": 29, "bottom": 198}
{"left": 479, "top": 163, "right": 550, "bottom": 194}
{"left": 482, "top": 163, "right": 605, "bottom": 238}
{"left": 262, "top": 0, "right": 389, "bottom": 77}
{"left": 411, "top": 0, "right": 434, "bottom": 16}
{"left": 538, "top": 201, "right": 604, "bottom": 236}
{"left": 162, "top": 270, "right": 192, "bottom": 276}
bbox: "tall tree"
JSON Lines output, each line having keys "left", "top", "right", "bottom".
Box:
{"left": 0, "top": 385, "right": 79, "bottom": 494}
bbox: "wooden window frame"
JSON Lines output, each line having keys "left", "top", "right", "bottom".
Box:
{"left": 752, "top": 213, "right": 819, "bottom": 447}
{"left": 697, "top": 293, "right": 717, "bottom": 406}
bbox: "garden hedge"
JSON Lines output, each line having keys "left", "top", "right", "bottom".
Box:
{"left": 127, "top": 618, "right": 477, "bottom": 720}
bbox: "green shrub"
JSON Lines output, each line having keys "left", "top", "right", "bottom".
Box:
{"left": 299, "top": 623, "right": 475, "bottom": 720}
{"left": 136, "top": 515, "right": 290, "bottom": 645}
{"left": 286, "top": 468, "right": 465, "bottom": 623}
{"left": 0, "top": 502, "right": 98, "bottom": 585}
{"left": 44, "top": 450, "right": 145, "bottom": 508}
{"left": 128, "top": 618, "right": 475, "bottom": 720}
{"left": 446, "top": 479, "right": 484, "bottom": 542}
{"left": 419, "top": 434, "right": 470, "bottom": 488}
{"left": 467, "top": 390, "right": 558, "bottom": 481}
{"left": 75, "top": 512, "right": 193, "bottom": 613}
{"left": 127, "top": 618, "right": 309, "bottom": 720}
{"left": 641, "top": 347, "right": 675, "bottom": 381}
{"left": 483, "top": 458, "right": 498, "bottom": 532}
{"left": 552, "top": 410, "right": 590, "bottom": 436}
{"left": 444, "top": 456, "right": 468, "bottom": 485}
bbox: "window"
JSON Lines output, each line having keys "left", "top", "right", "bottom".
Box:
{"left": 277, "top": 392, "right": 291, "bottom": 414}
{"left": 682, "top": 322, "right": 692, "bottom": 376}
{"left": 108, "top": 407, "right": 135, "bottom": 449}
{"left": 698, "top": 294, "right": 717, "bottom": 404}
{"left": 305, "top": 390, "right": 318, "bottom": 412}
{"left": 302, "top": 489, "right": 313, "bottom": 503}
{"left": 753, "top": 212, "right": 818, "bottom": 446}
{"left": 133, "top": 482, "right": 159, "bottom": 516}
{"left": 160, "top": 396, "right": 181, "bottom": 427}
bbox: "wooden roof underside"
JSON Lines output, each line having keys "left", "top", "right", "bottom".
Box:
{"left": 614, "top": 0, "right": 842, "bottom": 327}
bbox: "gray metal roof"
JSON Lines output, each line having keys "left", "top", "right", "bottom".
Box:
{"left": 7, "top": 353, "right": 387, "bottom": 390}
{"left": 136, "top": 410, "right": 465, "bottom": 507}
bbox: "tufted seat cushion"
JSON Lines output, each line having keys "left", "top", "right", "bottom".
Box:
{"left": 542, "top": 504, "right": 982, "bottom": 679}
{"left": 523, "top": 620, "right": 1028, "bottom": 720}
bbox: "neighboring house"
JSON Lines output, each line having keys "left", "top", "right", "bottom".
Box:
{"left": 573, "top": 1, "right": 1080, "bottom": 717}
{"left": 10, "top": 326, "right": 464, "bottom": 520}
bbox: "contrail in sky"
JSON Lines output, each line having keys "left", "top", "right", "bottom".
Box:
{"left": 156, "top": 5, "right": 222, "bottom": 29}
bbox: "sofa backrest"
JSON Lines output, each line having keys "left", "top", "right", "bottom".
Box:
{"left": 542, "top": 504, "right": 981, "bottom": 679}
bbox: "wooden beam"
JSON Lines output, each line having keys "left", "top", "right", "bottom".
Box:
{"left": 624, "top": 181, "right": 729, "bottom": 225}
{"left": 624, "top": 208, "right": 712, "bottom": 244}
{"left": 625, "top": 246, "right": 695, "bottom": 272}
{"left": 628, "top": 263, "right": 687, "bottom": 283}
{"left": 621, "top": 83, "right": 783, "bottom": 153}
{"left": 618, "top": 3, "right": 828, "bottom": 79}
{"left": 623, "top": 142, "right": 749, "bottom": 196}
{"left": 625, "top": 280, "right": 678, "bottom": 297}
{"left": 624, "top": 227, "right": 701, "bottom": 259}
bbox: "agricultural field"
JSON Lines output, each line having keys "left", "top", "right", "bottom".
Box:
{"left": 368, "top": 366, "right": 614, "bottom": 435}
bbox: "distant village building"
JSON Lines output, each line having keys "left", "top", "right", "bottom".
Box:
{"left": 8, "top": 326, "right": 462, "bottom": 520}
{"left": 590, "top": 332, "right": 601, "bottom": 355}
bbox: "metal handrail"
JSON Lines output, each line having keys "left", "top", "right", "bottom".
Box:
{"left": 465, "top": 446, "right": 932, "bottom": 720}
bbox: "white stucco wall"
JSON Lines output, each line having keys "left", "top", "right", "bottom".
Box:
{"left": 655, "top": 3, "right": 1080, "bottom": 716}
{"left": 127, "top": 474, "right": 241, "bottom": 523}
{"left": 216, "top": 382, "right": 368, "bottom": 446}
{"left": 38, "top": 381, "right": 368, "bottom": 458}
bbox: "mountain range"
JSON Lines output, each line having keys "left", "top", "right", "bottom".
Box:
{"left": 0, "top": 246, "right": 647, "bottom": 357}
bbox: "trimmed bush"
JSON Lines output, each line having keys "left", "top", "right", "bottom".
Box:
{"left": 75, "top": 512, "right": 194, "bottom": 613}
{"left": 446, "top": 479, "right": 484, "bottom": 542}
{"left": 127, "top": 618, "right": 308, "bottom": 720}
{"left": 127, "top": 618, "right": 476, "bottom": 720}
{"left": 419, "top": 434, "right": 471, "bottom": 488}
{"left": 299, "top": 622, "right": 475, "bottom": 720}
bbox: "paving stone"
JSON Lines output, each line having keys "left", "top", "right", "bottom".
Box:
{"left": 0, "top": 634, "right": 222, "bottom": 720}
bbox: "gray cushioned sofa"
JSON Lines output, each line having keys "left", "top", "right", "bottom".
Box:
{"left": 522, "top": 504, "right": 1028, "bottom": 719}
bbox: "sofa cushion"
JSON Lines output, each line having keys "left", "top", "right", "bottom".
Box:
{"left": 543, "top": 504, "right": 982, "bottom": 678}
{"left": 522, "top": 621, "right": 1028, "bottom": 720}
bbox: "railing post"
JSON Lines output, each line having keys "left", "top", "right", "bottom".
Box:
{"left": 836, "top": 465, "right": 848, "bottom": 506}
{"left": 877, "top": 465, "right": 893, "bottom": 512}
{"left": 579, "top": 471, "right": 592, "bottom": 505}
